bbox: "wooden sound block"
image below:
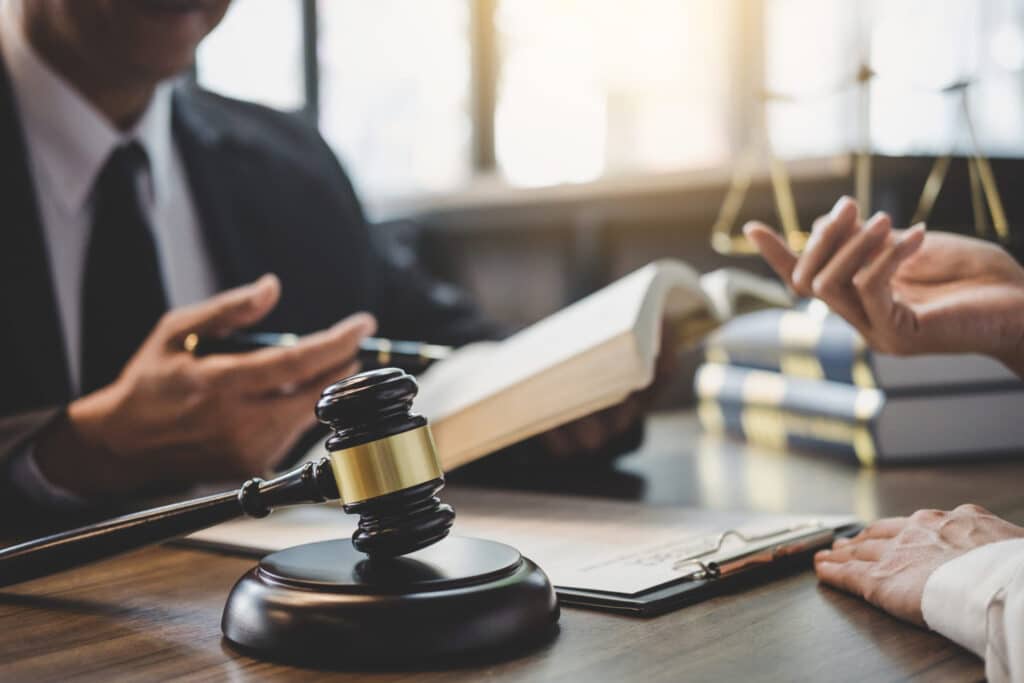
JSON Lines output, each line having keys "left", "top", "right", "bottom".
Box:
{"left": 222, "top": 536, "right": 560, "bottom": 664}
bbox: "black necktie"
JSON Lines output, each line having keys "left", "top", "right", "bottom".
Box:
{"left": 80, "top": 142, "right": 168, "bottom": 394}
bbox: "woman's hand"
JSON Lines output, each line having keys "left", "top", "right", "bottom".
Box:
{"left": 744, "top": 197, "right": 1024, "bottom": 376}
{"left": 814, "top": 505, "right": 1024, "bottom": 625}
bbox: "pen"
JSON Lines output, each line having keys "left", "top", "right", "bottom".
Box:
{"left": 183, "top": 331, "right": 452, "bottom": 373}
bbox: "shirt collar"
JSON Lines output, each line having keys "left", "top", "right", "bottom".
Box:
{"left": 137, "top": 85, "right": 174, "bottom": 208}
{"left": 0, "top": 1, "right": 174, "bottom": 214}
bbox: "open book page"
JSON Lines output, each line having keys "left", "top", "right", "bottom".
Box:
{"left": 186, "top": 488, "right": 857, "bottom": 596}
{"left": 699, "top": 268, "right": 792, "bottom": 321}
{"left": 411, "top": 261, "right": 792, "bottom": 469}
{"left": 417, "top": 262, "right": 705, "bottom": 422}
{"left": 415, "top": 261, "right": 711, "bottom": 467}
{"left": 411, "top": 341, "right": 498, "bottom": 417}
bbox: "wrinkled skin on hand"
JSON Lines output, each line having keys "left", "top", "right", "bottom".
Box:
{"left": 814, "top": 504, "right": 1024, "bottom": 625}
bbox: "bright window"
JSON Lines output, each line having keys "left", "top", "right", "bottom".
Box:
{"left": 196, "top": 0, "right": 1024, "bottom": 204}
{"left": 765, "top": 0, "right": 1024, "bottom": 159}
{"left": 195, "top": 0, "right": 305, "bottom": 113}
{"left": 494, "top": 0, "right": 731, "bottom": 187}
{"left": 317, "top": 0, "right": 473, "bottom": 200}
{"left": 764, "top": 0, "right": 860, "bottom": 159}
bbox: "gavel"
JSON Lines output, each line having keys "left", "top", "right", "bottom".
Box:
{"left": 0, "top": 368, "right": 558, "bottom": 663}
{"left": 0, "top": 368, "right": 453, "bottom": 585}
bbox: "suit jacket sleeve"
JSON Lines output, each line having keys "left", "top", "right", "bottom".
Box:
{"left": 0, "top": 406, "right": 63, "bottom": 468}
{"left": 0, "top": 406, "right": 65, "bottom": 524}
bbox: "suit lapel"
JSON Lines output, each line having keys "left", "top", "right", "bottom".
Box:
{"left": 170, "top": 85, "right": 367, "bottom": 335}
{"left": 172, "top": 85, "right": 258, "bottom": 292}
{"left": 171, "top": 85, "right": 326, "bottom": 335}
{"left": 0, "top": 56, "right": 71, "bottom": 409}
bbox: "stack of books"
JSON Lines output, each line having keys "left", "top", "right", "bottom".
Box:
{"left": 694, "top": 305, "right": 1024, "bottom": 465}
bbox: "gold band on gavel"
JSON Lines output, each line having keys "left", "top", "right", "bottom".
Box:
{"left": 328, "top": 425, "right": 443, "bottom": 504}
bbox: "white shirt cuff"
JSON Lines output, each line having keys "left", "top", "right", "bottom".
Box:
{"left": 921, "top": 538, "right": 1024, "bottom": 658}
{"left": 8, "top": 444, "right": 87, "bottom": 508}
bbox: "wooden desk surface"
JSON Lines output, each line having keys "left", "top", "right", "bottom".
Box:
{"left": 3, "top": 411, "right": 1022, "bottom": 682}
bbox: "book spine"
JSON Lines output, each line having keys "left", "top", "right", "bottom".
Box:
{"left": 694, "top": 363, "right": 885, "bottom": 424}
{"left": 697, "top": 400, "right": 877, "bottom": 466}
{"left": 706, "top": 308, "right": 876, "bottom": 387}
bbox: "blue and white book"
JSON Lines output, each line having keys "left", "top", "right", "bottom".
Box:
{"left": 695, "top": 362, "right": 1024, "bottom": 465}
{"left": 705, "top": 307, "right": 1020, "bottom": 392}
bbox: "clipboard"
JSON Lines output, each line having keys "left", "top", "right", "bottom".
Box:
{"left": 556, "top": 521, "right": 862, "bottom": 617}
{"left": 184, "top": 490, "right": 862, "bottom": 618}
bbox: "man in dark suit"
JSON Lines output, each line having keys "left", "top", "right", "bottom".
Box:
{"left": 0, "top": 0, "right": 647, "bottom": 510}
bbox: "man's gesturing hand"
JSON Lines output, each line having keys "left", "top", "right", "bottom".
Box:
{"left": 35, "top": 275, "right": 377, "bottom": 497}
{"left": 814, "top": 505, "right": 1024, "bottom": 625}
{"left": 744, "top": 197, "right": 1024, "bottom": 375}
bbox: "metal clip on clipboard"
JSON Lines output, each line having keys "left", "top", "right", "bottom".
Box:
{"left": 554, "top": 519, "right": 850, "bottom": 616}
{"left": 670, "top": 522, "right": 836, "bottom": 582}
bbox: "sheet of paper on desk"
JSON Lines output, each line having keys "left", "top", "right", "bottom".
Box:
{"left": 186, "top": 488, "right": 857, "bottom": 596}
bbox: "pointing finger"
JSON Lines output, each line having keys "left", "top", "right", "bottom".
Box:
{"left": 208, "top": 313, "right": 377, "bottom": 394}
{"left": 744, "top": 221, "right": 798, "bottom": 286}
{"left": 854, "top": 224, "right": 925, "bottom": 330}
{"left": 808, "top": 212, "right": 893, "bottom": 331}
{"left": 162, "top": 274, "right": 281, "bottom": 342}
{"left": 791, "top": 197, "right": 860, "bottom": 296}
{"left": 813, "top": 212, "right": 892, "bottom": 295}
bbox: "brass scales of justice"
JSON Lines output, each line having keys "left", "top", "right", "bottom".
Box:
{"left": 0, "top": 368, "right": 560, "bottom": 664}
{"left": 710, "top": 63, "right": 1011, "bottom": 256}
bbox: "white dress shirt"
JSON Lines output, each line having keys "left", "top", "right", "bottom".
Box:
{"left": 922, "top": 538, "right": 1024, "bottom": 683}
{"left": 0, "top": 1, "right": 218, "bottom": 502}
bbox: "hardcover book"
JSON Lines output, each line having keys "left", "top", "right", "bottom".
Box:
{"left": 415, "top": 260, "right": 791, "bottom": 470}
{"left": 695, "top": 362, "right": 1024, "bottom": 465}
{"left": 706, "top": 307, "right": 1020, "bottom": 392}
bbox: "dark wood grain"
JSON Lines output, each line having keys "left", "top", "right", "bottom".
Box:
{"left": 2, "top": 411, "right": 1019, "bottom": 682}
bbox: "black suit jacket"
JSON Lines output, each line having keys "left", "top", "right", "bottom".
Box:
{"left": 0, "top": 66, "right": 497, "bottom": 500}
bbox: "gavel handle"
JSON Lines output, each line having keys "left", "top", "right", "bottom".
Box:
{"left": 0, "top": 457, "right": 339, "bottom": 588}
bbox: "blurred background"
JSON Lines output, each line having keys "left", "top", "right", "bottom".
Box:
{"left": 195, "top": 0, "right": 1024, "bottom": 331}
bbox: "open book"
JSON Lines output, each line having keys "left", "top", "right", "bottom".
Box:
{"left": 416, "top": 260, "right": 791, "bottom": 470}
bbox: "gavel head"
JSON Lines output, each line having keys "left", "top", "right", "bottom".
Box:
{"left": 315, "top": 368, "right": 455, "bottom": 558}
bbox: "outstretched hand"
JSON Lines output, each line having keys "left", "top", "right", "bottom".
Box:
{"left": 36, "top": 275, "right": 376, "bottom": 497}
{"left": 814, "top": 505, "right": 1024, "bottom": 625}
{"left": 744, "top": 197, "right": 1024, "bottom": 375}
